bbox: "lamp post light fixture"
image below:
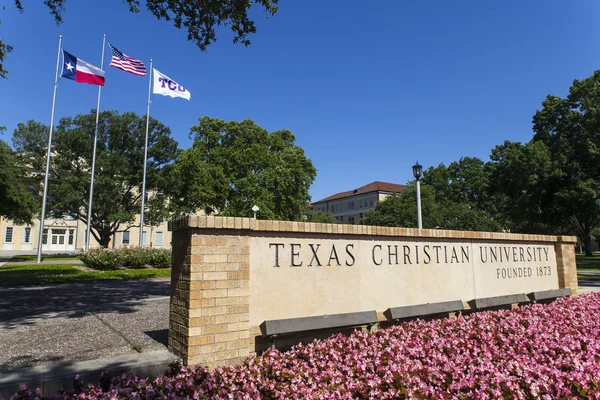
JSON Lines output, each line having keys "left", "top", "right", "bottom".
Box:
{"left": 412, "top": 161, "right": 423, "bottom": 229}
{"left": 252, "top": 205, "right": 259, "bottom": 219}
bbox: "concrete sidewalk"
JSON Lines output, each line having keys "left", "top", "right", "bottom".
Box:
{"left": 0, "top": 279, "right": 176, "bottom": 398}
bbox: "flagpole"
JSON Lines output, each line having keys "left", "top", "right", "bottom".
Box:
{"left": 85, "top": 34, "right": 106, "bottom": 251}
{"left": 37, "top": 35, "right": 63, "bottom": 264}
{"left": 139, "top": 60, "right": 152, "bottom": 247}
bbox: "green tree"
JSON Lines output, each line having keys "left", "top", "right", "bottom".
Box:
{"left": 305, "top": 209, "right": 337, "bottom": 224}
{"left": 487, "top": 140, "right": 560, "bottom": 234}
{"left": 419, "top": 158, "right": 502, "bottom": 232}
{"left": 0, "top": 137, "right": 38, "bottom": 224}
{"left": 2, "top": 0, "right": 279, "bottom": 78}
{"left": 362, "top": 186, "right": 439, "bottom": 228}
{"left": 363, "top": 183, "right": 501, "bottom": 232}
{"left": 529, "top": 71, "right": 600, "bottom": 255}
{"left": 171, "top": 117, "right": 316, "bottom": 221}
{"left": 13, "top": 111, "right": 179, "bottom": 247}
{"left": 423, "top": 157, "right": 494, "bottom": 211}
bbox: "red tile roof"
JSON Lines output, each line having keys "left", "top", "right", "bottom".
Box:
{"left": 312, "top": 181, "right": 406, "bottom": 204}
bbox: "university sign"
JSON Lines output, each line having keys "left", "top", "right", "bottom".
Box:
{"left": 168, "top": 217, "right": 577, "bottom": 367}
{"left": 250, "top": 238, "right": 558, "bottom": 326}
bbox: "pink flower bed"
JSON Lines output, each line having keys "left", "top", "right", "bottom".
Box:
{"left": 13, "top": 292, "right": 600, "bottom": 399}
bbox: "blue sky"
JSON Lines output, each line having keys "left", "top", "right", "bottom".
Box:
{"left": 2, "top": 1, "right": 600, "bottom": 203}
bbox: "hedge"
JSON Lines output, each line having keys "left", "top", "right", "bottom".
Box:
{"left": 79, "top": 247, "right": 171, "bottom": 270}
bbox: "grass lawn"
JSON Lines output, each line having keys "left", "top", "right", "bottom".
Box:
{"left": 576, "top": 254, "right": 600, "bottom": 272}
{"left": 9, "top": 254, "right": 81, "bottom": 262}
{"left": 578, "top": 274, "right": 600, "bottom": 281}
{"left": 0, "top": 264, "right": 171, "bottom": 287}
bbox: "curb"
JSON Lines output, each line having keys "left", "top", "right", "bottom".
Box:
{"left": 0, "top": 350, "right": 179, "bottom": 399}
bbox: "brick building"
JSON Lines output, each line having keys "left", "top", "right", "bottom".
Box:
{"left": 311, "top": 181, "right": 406, "bottom": 224}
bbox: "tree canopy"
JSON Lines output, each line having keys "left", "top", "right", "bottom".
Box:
{"left": 362, "top": 183, "right": 501, "bottom": 232}
{"left": 2, "top": 0, "right": 279, "bottom": 78}
{"left": 529, "top": 71, "right": 600, "bottom": 254}
{"left": 170, "top": 117, "right": 316, "bottom": 221}
{"left": 13, "top": 111, "right": 178, "bottom": 247}
{"left": 305, "top": 209, "right": 338, "bottom": 224}
{"left": 0, "top": 136, "right": 38, "bottom": 224}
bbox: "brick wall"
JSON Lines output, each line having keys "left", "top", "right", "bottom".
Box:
{"left": 168, "top": 219, "right": 252, "bottom": 367}
{"left": 555, "top": 236, "right": 578, "bottom": 295}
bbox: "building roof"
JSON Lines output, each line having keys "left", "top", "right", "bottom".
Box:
{"left": 312, "top": 181, "right": 406, "bottom": 204}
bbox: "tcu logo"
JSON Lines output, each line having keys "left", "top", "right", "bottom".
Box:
{"left": 158, "top": 77, "right": 186, "bottom": 92}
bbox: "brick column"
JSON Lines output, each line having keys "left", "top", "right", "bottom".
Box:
{"left": 555, "top": 236, "right": 578, "bottom": 295}
{"left": 169, "top": 217, "right": 251, "bottom": 367}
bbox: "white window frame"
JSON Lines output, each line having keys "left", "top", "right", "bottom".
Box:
{"left": 155, "top": 231, "right": 163, "bottom": 247}
{"left": 23, "top": 227, "right": 31, "bottom": 243}
{"left": 142, "top": 231, "right": 148, "bottom": 245}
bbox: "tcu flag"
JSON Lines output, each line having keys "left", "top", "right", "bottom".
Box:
{"left": 152, "top": 68, "right": 191, "bottom": 100}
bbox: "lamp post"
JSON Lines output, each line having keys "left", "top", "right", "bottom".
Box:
{"left": 252, "top": 205, "right": 259, "bottom": 219}
{"left": 412, "top": 161, "right": 423, "bottom": 229}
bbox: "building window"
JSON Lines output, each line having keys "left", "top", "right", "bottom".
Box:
{"left": 156, "top": 231, "right": 163, "bottom": 246}
{"left": 68, "top": 229, "right": 74, "bottom": 245}
{"left": 5, "top": 227, "right": 13, "bottom": 243}
{"left": 339, "top": 203, "right": 344, "bottom": 212}
{"left": 43, "top": 229, "right": 48, "bottom": 244}
{"left": 348, "top": 201, "right": 354, "bottom": 210}
{"left": 348, "top": 217, "right": 355, "bottom": 224}
{"left": 360, "top": 213, "right": 364, "bottom": 218}
{"left": 122, "top": 231, "right": 130, "bottom": 245}
{"left": 24, "top": 227, "right": 31, "bottom": 243}
{"left": 142, "top": 231, "right": 148, "bottom": 245}
{"left": 370, "top": 198, "right": 374, "bottom": 207}
{"left": 330, "top": 205, "right": 334, "bottom": 213}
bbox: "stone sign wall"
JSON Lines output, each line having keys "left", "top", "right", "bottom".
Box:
{"left": 249, "top": 237, "right": 559, "bottom": 327}
{"left": 168, "top": 216, "right": 577, "bottom": 367}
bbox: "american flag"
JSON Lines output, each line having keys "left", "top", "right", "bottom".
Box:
{"left": 108, "top": 44, "right": 146, "bottom": 76}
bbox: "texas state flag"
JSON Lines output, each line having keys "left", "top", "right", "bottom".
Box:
{"left": 61, "top": 50, "right": 105, "bottom": 86}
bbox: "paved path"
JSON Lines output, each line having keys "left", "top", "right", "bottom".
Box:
{"left": 0, "top": 279, "right": 171, "bottom": 371}
{"left": 0, "top": 278, "right": 169, "bottom": 328}
{"left": 578, "top": 271, "right": 600, "bottom": 276}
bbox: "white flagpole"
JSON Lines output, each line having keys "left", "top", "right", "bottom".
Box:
{"left": 139, "top": 60, "right": 153, "bottom": 247}
{"left": 37, "top": 35, "right": 63, "bottom": 264}
{"left": 85, "top": 34, "right": 106, "bottom": 251}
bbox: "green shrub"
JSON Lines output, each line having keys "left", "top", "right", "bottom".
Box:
{"left": 79, "top": 248, "right": 124, "bottom": 270}
{"left": 120, "top": 247, "right": 146, "bottom": 269}
{"left": 146, "top": 248, "right": 172, "bottom": 268}
{"left": 80, "top": 247, "right": 172, "bottom": 270}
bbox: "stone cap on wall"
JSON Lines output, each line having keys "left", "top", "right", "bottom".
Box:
{"left": 169, "top": 216, "right": 577, "bottom": 244}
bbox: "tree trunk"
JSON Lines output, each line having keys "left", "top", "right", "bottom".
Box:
{"left": 583, "top": 232, "right": 593, "bottom": 257}
{"left": 99, "top": 226, "right": 112, "bottom": 248}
